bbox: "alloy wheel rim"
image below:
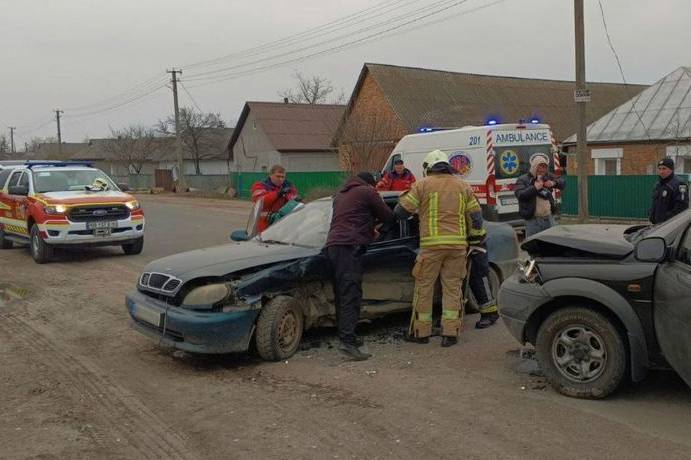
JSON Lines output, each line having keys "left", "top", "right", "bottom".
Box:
{"left": 551, "top": 324, "right": 607, "bottom": 383}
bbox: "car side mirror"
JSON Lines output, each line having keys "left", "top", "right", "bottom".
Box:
{"left": 117, "top": 183, "right": 131, "bottom": 192}
{"left": 8, "top": 185, "right": 28, "bottom": 196}
{"left": 634, "top": 237, "right": 667, "bottom": 263}
{"left": 230, "top": 230, "right": 248, "bottom": 242}
{"left": 373, "top": 171, "right": 382, "bottom": 182}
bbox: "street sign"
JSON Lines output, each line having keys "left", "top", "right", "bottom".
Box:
{"left": 574, "top": 89, "right": 591, "bottom": 103}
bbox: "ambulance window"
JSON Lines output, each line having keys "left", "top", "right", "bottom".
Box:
{"left": 494, "top": 146, "right": 554, "bottom": 179}
{"left": 386, "top": 154, "right": 401, "bottom": 172}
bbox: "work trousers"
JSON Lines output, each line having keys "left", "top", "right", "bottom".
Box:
{"left": 468, "top": 248, "right": 498, "bottom": 315}
{"left": 411, "top": 248, "right": 467, "bottom": 338}
{"left": 326, "top": 245, "right": 366, "bottom": 346}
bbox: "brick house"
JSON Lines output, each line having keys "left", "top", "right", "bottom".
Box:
{"left": 228, "top": 101, "right": 345, "bottom": 173}
{"left": 335, "top": 63, "right": 646, "bottom": 171}
{"left": 563, "top": 67, "right": 691, "bottom": 178}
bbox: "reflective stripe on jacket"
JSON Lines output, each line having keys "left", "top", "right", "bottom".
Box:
{"left": 399, "top": 173, "right": 485, "bottom": 249}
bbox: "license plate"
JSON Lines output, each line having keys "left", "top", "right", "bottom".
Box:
{"left": 500, "top": 197, "right": 518, "bottom": 206}
{"left": 133, "top": 303, "right": 163, "bottom": 327}
{"left": 87, "top": 220, "right": 118, "bottom": 230}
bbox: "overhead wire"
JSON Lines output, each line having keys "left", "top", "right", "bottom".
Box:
{"left": 183, "top": 0, "right": 412, "bottom": 71}
{"left": 184, "top": 0, "right": 464, "bottom": 82}
{"left": 179, "top": 81, "right": 204, "bottom": 113}
{"left": 597, "top": 0, "right": 650, "bottom": 140}
{"left": 185, "top": 0, "right": 498, "bottom": 88}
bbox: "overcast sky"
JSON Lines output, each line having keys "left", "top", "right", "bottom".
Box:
{"left": 1, "top": 0, "right": 689, "bottom": 149}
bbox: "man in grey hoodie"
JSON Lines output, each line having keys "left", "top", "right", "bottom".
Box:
{"left": 514, "top": 153, "right": 565, "bottom": 237}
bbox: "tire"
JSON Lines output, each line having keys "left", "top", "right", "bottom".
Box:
{"left": 536, "top": 307, "right": 627, "bottom": 399}
{"left": 0, "top": 228, "right": 13, "bottom": 249}
{"left": 465, "top": 266, "right": 501, "bottom": 314}
{"left": 255, "top": 296, "right": 304, "bottom": 361}
{"left": 122, "top": 238, "right": 144, "bottom": 255}
{"left": 30, "top": 224, "right": 53, "bottom": 264}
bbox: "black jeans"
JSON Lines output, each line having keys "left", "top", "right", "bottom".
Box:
{"left": 326, "top": 245, "right": 366, "bottom": 345}
{"left": 468, "top": 248, "right": 495, "bottom": 309}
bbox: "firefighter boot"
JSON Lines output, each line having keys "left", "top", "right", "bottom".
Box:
{"left": 441, "top": 336, "right": 458, "bottom": 347}
{"left": 475, "top": 312, "right": 499, "bottom": 329}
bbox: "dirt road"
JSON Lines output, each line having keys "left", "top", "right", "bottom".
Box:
{"left": 1, "top": 195, "right": 689, "bottom": 459}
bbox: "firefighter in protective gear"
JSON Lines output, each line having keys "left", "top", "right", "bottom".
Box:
{"left": 467, "top": 237, "right": 499, "bottom": 329}
{"left": 395, "top": 150, "right": 486, "bottom": 347}
{"left": 251, "top": 165, "right": 298, "bottom": 232}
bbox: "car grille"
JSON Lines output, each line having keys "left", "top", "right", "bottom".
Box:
{"left": 69, "top": 205, "right": 130, "bottom": 222}
{"left": 139, "top": 272, "right": 183, "bottom": 294}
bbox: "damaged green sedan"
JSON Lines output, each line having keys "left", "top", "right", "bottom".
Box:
{"left": 126, "top": 194, "right": 519, "bottom": 360}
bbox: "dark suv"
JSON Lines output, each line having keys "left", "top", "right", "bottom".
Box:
{"left": 499, "top": 211, "right": 691, "bottom": 399}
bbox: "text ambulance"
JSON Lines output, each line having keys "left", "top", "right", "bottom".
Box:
{"left": 381, "top": 123, "right": 561, "bottom": 226}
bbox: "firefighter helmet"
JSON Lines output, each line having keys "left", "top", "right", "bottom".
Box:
{"left": 422, "top": 149, "right": 449, "bottom": 171}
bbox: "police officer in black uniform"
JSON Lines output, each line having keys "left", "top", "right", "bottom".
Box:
{"left": 650, "top": 157, "right": 689, "bottom": 224}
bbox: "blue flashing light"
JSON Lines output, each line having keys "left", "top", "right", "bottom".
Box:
{"left": 487, "top": 119, "right": 498, "bottom": 126}
{"left": 25, "top": 161, "right": 93, "bottom": 169}
{"left": 530, "top": 118, "right": 540, "bottom": 124}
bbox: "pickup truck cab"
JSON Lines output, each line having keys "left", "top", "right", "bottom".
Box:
{"left": 0, "top": 162, "right": 145, "bottom": 263}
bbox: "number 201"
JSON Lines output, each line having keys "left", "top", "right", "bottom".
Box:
{"left": 469, "top": 136, "right": 481, "bottom": 145}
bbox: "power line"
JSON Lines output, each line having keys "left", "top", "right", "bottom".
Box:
{"left": 183, "top": 0, "right": 412, "bottom": 71}
{"left": 597, "top": 0, "right": 650, "bottom": 140}
{"left": 184, "top": 0, "right": 462, "bottom": 82}
{"left": 179, "top": 81, "right": 204, "bottom": 113}
{"left": 62, "top": 84, "right": 167, "bottom": 119}
{"left": 62, "top": 73, "right": 168, "bottom": 113}
{"left": 186, "top": 0, "right": 498, "bottom": 88}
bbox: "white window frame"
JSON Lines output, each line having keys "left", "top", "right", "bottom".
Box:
{"left": 591, "top": 148, "right": 623, "bottom": 176}
{"left": 667, "top": 145, "right": 691, "bottom": 175}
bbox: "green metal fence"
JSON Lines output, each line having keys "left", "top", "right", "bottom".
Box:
{"left": 561, "top": 175, "right": 660, "bottom": 219}
{"left": 231, "top": 171, "right": 348, "bottom": 199}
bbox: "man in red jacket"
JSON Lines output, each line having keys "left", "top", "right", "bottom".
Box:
{"left": 251, "top": 165, "right": 298, "bottom": 232}
{"left": 376, "top": 159, "right": 416, "bottom": 191}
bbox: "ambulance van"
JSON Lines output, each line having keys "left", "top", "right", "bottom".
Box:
{"left": 381, "top": 123, "right": 562, "bottom": 226}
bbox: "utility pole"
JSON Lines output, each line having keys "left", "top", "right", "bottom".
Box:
{"left": 8, "top": 127, "right": 16, "bottom": 153}
{"left": 167, "top": 68, "right": 186, "bottom": 192}
{"left": 574, "top": 0, "right": 589, "bottom": 223}
{"left": 55, "top": 109, "right": 64, "bottom": 156}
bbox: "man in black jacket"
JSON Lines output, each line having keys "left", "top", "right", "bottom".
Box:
{"left": 325, "top": 172, "right": 394, "bottom": 360}
{"left": 514, "top": 153, "right": 565, "bottom": 237}
{"left": 650, "top": 157, "right": 689, "bottom": 224}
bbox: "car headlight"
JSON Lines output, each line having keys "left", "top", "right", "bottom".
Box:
{"left": 125, "top": 200, "right": 141, "bottom": 211}
{"left": 44, "top": 204, "right": 67, "bottom": 214}
{"left": 182, "top": 283, "right": 230, "bottom": 309}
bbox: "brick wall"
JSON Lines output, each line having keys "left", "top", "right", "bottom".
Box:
{"left": 337, "top": 72, "right": 408, "bottom": 171}
{"left": 565, "top": 142, "right": 669, "bottom": 175}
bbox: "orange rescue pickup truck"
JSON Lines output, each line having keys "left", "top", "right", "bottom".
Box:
{"left": 0, "top": 162, "right": 145, "bottom": 263}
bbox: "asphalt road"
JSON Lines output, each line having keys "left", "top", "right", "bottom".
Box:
{"left": 0, "top": 194, "right": 689, "bottom": 459}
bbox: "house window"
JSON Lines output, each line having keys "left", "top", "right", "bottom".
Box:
{"left": 667, "top": 146, "right": 691, "bottom": 175}
{"left": 592, "top": 148, "right": 623, "bottom": 175}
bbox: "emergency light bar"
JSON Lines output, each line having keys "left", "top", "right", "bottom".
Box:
{"left": 25, "top": 161, "right": 94, "bottom": 169}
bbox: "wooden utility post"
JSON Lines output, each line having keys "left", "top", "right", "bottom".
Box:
{"left": 8, "top": 126, "right": 16, "bottom": 153}
{"left": 55, "top": 109, "right": 64, "bottom": 156}
{"left": 574, "top": 0, "right": 589, "bottom": 222}
{"left": 167, "top": 68, "right": 186, "bottom": 192}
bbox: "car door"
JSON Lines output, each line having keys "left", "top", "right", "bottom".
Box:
{"left": 4, "top": 170, "right": 28, "bottom": 237}
{"left": 653, "top": 222, "right": 691, "bottom": 387}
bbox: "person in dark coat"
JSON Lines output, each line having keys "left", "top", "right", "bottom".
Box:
{"left": 514, "top": 153, "right": 565, "bottom": 237}
{"left": 325, "top": 172, "right": 394, "bottom": 360}
{"left": 649, "top": 157, "right": 689, "bottom": 224}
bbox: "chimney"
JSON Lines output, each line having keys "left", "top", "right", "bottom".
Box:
{"left": 283, "top": 97, "right": 289, "bottom": 104}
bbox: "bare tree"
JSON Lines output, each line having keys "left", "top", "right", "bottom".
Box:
{"left": 337, "top": 111, "right": 403, "bottom": 173}
{"left": 279, "top": 72, "right": 344, "bottom": 105}
{"left": 26, "top": 136, "right": 57, "bottom": 153}
{"left": 104, "top": 125, "right": 157, "bottom": 175}
{"left": 158, "top": 107, "right": 226, "bottom": 175}
{"left": 0, "top": 135, "right": 8, "bottom": 154}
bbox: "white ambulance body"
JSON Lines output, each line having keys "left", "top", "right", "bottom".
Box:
{"left": 381, "top": 123, "right": 561, "bottom": 226}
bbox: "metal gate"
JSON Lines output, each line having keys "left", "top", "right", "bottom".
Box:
{"left": 154, "top": 169, "right": 174, "bottom": 191}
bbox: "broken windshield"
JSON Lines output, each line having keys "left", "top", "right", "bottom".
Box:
{"left": 259, "top": 198, "right": 333, "bottom": 248}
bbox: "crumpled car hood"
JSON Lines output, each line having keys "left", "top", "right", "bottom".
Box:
{"left": 143, "top": 240, "right": 321, "bottom": 282}
{"left": 522, "top": 224, "right": 633, "bottom": 258}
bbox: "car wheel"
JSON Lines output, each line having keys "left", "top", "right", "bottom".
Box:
{"left": 30, "top": 224, "right": 53, "bottom": 264}
{"left": 255, "top": 296, "right": 304, "bottom": 361}
{"left": 536, "top": 307, "right": 626, "bottom": 399}
{"left": 0, "top": 228, "right": 13, "bottom": 249}
{"left": 465, "top": 266, "right": 501, "bottom": 314}
{"left": 122, "top": 238, "right": 144, "bottom": 255}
